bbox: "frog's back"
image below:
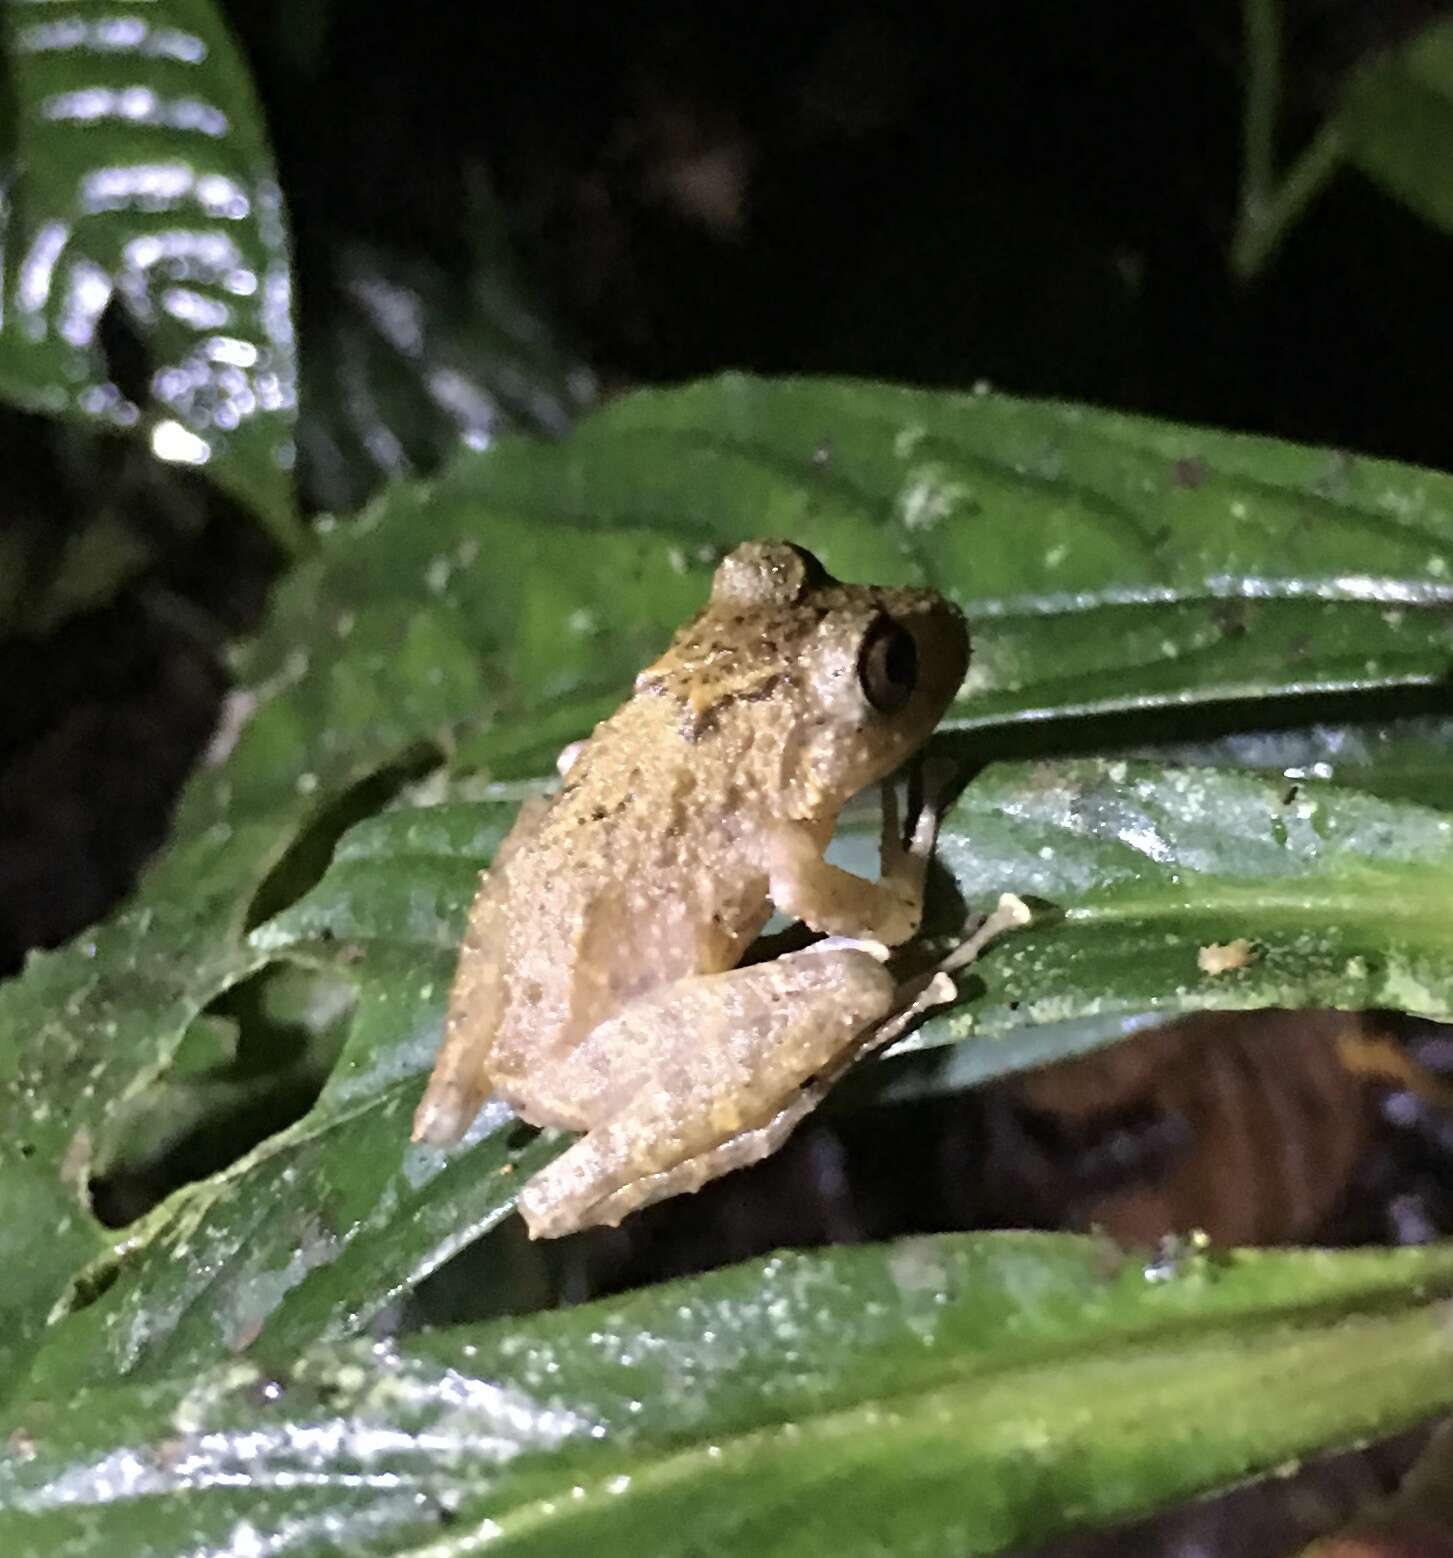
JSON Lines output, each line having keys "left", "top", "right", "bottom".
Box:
{"left": 480, "top": 693, "right": 777, "bottom": 1100}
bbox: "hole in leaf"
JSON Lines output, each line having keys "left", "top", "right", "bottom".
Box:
{"left": 96, "top": 294, "right": 156, "bottom": 411}
{"left": 244, "top": 743, "right": 443, "bottom": 931}
{"left": 89, "top": 962, "right": 356, "bottom": 1228}
{"left": 65, "top": 1257, "right": 121, "bottom": 1313}
{"left": 503, "top": 1120, "right": 539, "bottom": 1154}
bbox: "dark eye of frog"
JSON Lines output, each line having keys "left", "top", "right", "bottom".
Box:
{"left": 857, "top": 616, "right": 918, "bottom": 713}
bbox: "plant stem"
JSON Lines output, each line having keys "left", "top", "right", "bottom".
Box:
{"left": 1231, "top": 0, "right": 1347, "bottom": 280}
{"left": 1242, "top": 0, "right": 1280, "bottom": 216}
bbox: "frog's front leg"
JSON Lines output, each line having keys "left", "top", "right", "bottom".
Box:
{"left": 515, "top": 942, "right": 900, "bottom": 1239}
{"left": 767, "top": 768, "right": 947, "bottom": 946}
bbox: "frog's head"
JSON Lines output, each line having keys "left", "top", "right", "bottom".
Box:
{"left": 640, "top": 540, "right": 969, "bottom": 819}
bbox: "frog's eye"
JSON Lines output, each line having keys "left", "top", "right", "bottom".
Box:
{"left": 858, "top": 616, "right": 918, "bottom": 713}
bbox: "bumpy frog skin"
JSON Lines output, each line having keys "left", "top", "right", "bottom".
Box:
{"left": 413, "top": 540, "right": 982, "bottom": 1238}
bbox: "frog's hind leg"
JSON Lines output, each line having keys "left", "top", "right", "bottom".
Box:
{"left": 412, "top": 796, "right": 552, "bottom": 1146}
{"left": 515, "top": 944, "right": 899, "bottom": 1238}
{"left": 524, "top": 958, "right": 967, "bottom": 1238}
{"left": 524, "top": 1092, "right": 824, "bottom": 1238}
{"left": 515, "top": 898, "right": 1034, "bottom": 1239}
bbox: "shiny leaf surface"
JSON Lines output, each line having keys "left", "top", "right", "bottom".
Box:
{"left": 5, "top": 376, "right": 1453, "bottom": 1406}
{"left": 916, "top": 757, "right": 1453, "bottom": 1058}
{"left": 0, "top": 0, "right": 300, "bottom": 541}
{"left": 1116, "top": 715, "right": 1453, "bottom": 809}
{"left": 5, "top": 1236, "right": 1453, "bottom": 1556}
{"left": 26, "top": 749, "right": 1453, "bottom": 1393}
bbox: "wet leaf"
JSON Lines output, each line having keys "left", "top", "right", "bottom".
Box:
{"left": 912, "top": 757, "right": 1453, "bottom": 1061}
{"left": 297, "top": 226, "right": 595, "bottom": 515}
{"left": 5, "top": 1236, "right": 1453, "bottom": 1556}
{"left": 585, "top": 379, "right": 1453, "bottom": 725}
{"left": 28, "top": 749, "right": 1453, "bottom": 1392}
{"left": 6, "top": 376, "right": 1453, "bottom": 1402}
{"left": 18, "top": 804, "right": 556, "bottom": 1398}
{"left": 1115, "top": 715, "right": 1453, "bottom": 809}
{"left": 0, "top": 0, "right": 300, "bottom": 543}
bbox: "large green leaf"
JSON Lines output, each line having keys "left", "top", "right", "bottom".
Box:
{"left": 32, "top": 746, "right": 1453, "bottom": 1394}
{"left": 921, "top": 757, "right": 1453, "bottom": 1050}
{"left": 297, "top": 228, "right": 595, "bottom": 516}
{"left": 1342, "top": 19, "right": 1453, "bottom": 236}
{"left": 0, "top": 0, "right": 300, "bottom": 542}
{"left": 6, "top": 1235, "right": 1453, "bottom": 1557}
{"left": 6, "top": 376, "right": 1453, "bottom": 1401}
{"left": 586, "top": 380, "right": 1453, "bottom": 726}
{"left": 19, "top": 803, "right": 560, "bottom": 1399}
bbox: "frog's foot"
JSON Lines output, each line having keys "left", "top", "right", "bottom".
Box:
{"left": 811, "top": 892, "right": 1034, "bottom": 1084}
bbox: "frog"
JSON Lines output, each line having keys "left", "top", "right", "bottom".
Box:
{"left": 412, "top": 539, "right": 1029, "bottom": 1238}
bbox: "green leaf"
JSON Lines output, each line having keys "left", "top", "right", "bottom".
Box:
{"left": 19, "top": 805, "right": 558, "bottom": 1399}
{"left": 7, "top": 376, "right": 1453, "bottom": 1399}
{"left": 20, "top": 805, "right": 507, "bottom": 1383}
{"left": 31, "top": 748, "right": 1453, "bottom": 1392}
{"left": 0, "top": 0, "right": 301, "bottom": 544}
{"left": 911, "top": 757, "right": 1453, "bottom": 1059}
{"left": 298, "top": 223, "right": 595, "bottom": 515}
{"left": 1115, "top": 715, "right": 1453, "bottom": 809}
{"left": 1342, "top": 19, "right": 1453, "bottom": 235}
{"left": 6, "top": 1235, "right": 1453, "bottom": 1556}
{"left": 0, "top": 1159, "right": 106, "bottom": 1390}
{"left": 595, "top": 378, "right": 1453, "bottom": 682}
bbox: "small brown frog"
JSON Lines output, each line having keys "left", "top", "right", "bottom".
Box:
{"left": 413, "top": 540, "right": 1026, "bottom": 1237}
